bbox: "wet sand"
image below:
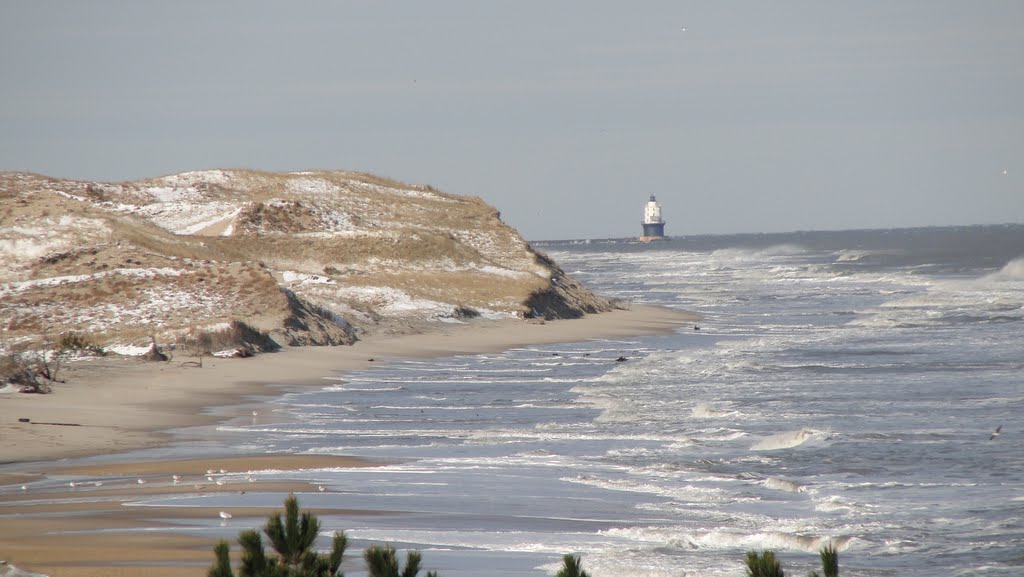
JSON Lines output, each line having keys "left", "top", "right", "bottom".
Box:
{"left": 0, "top": 306, "right": 697, "bottom": 576}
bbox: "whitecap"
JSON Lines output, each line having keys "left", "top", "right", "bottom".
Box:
{"left": 762, "top": 477, "right": 805, "bottom": 493}
{"left": 751, "top": 429, "right": 818, "bottom": 451}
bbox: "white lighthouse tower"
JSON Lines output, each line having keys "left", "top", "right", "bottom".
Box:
{"left": 640, "top": 195, "right": 666, "bottom": 242}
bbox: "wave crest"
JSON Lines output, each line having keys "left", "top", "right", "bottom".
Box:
{"left": 835, "top": 249, "right": 871, "bottom": 262}
{"left": 751, "top": 429, "right": 818, "bottom": 451}
{"left": 763, "top": 477, "right": 805, "bottom": 493}
{"left": 984, "top": 256, "right": 1024, "bottom": 281}
{"left": 691, "top": 402, "right": 731, "bottom": 419}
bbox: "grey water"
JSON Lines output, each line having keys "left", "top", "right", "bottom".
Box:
{"left": 173, "top": 225, "right": 1024, "bottom": 576}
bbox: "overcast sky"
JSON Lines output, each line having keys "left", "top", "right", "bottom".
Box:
{"left": 2, "top": 1, "right": 1021, "bottom": 240}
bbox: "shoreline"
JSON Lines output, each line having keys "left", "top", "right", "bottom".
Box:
{"left": 1, "top": 305, "right": 697, "bottom": 466}
{"left": 0, "top": 305, "right": 698, "bottom": 577}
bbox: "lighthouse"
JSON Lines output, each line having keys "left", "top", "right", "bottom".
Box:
{"left": 640, "top": 195, "right": 666, "bottom": 241}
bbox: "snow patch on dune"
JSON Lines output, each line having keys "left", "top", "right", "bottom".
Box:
{"left": 0, "top": 215, "right": 111, "bottom": 272}
{"left": 134, "top": 200, "right": 240, "bottom": 235}
{"left": 331, "top": 285, "right": 450, "bottom": 315}
{"left": 353, "top": 180, "right": 450, "bottom": 202}
{"left": 1, "top": 268, "right": 184, "bottom": 296}
{"left": 178, "top": 207, "right": 242, "bottom": 236}
{"left": 104, "top": 344, "right": 155, "bottom": 356}
{"left": 287, "top": 177, "right": 342, "bottom": 196}
{"left": 281, "top": 271, "right": 335, "bottom": 285}
{"left": 157, "top": 169, "right": 233, "bottom": 187}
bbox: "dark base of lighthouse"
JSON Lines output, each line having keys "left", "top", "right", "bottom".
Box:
{"left": 640, "top": 222, "right": 666, "bottom": 242}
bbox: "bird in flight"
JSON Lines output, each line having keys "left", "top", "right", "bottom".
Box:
{"left": 990, "top": 425, "right": 1003, "bottom": 440}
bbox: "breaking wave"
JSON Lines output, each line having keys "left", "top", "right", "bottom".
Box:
{"left": 983, "top": 256, "right": 1024, "bottom": 282}
{"left": 751, "top": 429, "right": 818, "bottom": 451}
{"left": 835, "top": 249, "right": 871, "bottom": 262}
{"left": 762, "top": 477, "right": 805, "bottom": 493}
{"left": 601, "top": 526, "right": 854, "bottom": 554}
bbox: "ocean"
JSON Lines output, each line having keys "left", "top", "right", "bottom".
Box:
{"left": 102, "top": 225, "right": 1024, "bottom": 576}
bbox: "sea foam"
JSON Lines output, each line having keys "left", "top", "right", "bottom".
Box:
{"left": 751, "top": 429, "right": 818, "bottom": 451}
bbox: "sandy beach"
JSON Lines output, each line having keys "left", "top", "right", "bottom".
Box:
{"left": 0, "top": 305, "right": 697, "bottom": 577}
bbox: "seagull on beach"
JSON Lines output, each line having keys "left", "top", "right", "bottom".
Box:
{"left": 68, "top": 481, "right": 78, "bottom": 488}
{"left": 990, "top": 425, "right": 1003, "bottom": 440}
{"left": 172, "top": 474, "right": 181, "bottom": 483}
{"left": 137, "top": 478, "right": 146, "bottom": 484}
{"left": 219, "top": 511, "right": 232, "bottom": 519}
{"left": 318, "top": 485, "right": 326, "bottom": 492}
